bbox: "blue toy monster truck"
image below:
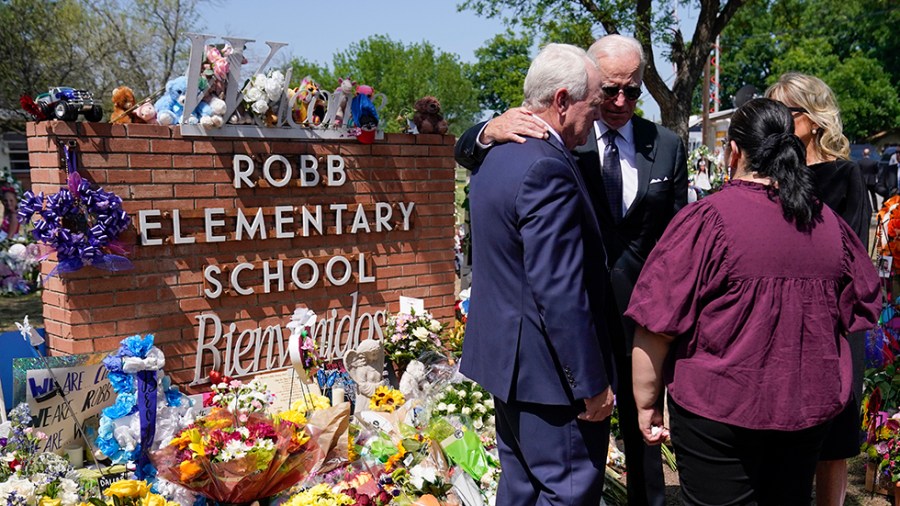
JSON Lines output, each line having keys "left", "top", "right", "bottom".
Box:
{"left": 35, "top": 87, "right": 103, "bottom": 122}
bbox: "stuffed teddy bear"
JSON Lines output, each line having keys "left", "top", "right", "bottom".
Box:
{"left": 413, "top": 96, "right": 448, "bottom": 135}
{"left": 198, "top": 95, "right": 226, "bottom": 128}
{"left": 154, "top": 75, "right": 224, "bottom": 127}
{"left": 154, "top": 76, "right": 188, "bottom": 126}
{"left": 110, "top": 86, "right": 136, "bottom": 124}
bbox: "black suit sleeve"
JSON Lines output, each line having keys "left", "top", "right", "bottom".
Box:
{"left": 454, "top": 121, "right": 490, "bottom": 171}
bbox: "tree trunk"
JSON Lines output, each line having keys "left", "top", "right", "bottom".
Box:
{"left": 658, "top": 87, "right": 693, "bottom": 147}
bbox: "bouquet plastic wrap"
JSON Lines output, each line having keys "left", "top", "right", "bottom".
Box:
{"left": 152, "top": 405, "right": 345, "bottom": 503}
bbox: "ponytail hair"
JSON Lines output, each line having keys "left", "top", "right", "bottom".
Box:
{"left": 728, "top": 98, "right": 821, "bottom": 228}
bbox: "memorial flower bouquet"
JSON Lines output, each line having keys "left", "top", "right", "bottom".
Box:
{"left": 0, "top": 239, "right": 41, "bottom": 296}
{"left": 153, "top": 406, "right": 325, "bottom": 504}
{"left": 153, "top": 376, "right": 348, "bottom": 504}
{"left": 430, "top": 381, "right": 494, "bottom": 436}
{"left": 91, "top": 479, "right": 177, "bottom": 506}
{"left": 0, "top": 404, "right": 82, "bottom": 505}
{"left": 383, "top": 311, "right": 445, "bottom": 370}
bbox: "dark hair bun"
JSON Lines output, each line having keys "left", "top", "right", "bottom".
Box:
{"left": 756, "top": 133, "right": 805, "bottom": 170}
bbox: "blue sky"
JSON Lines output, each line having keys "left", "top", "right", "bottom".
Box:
{"left": 198, "top": 0, "right": 703, "bottom": 122}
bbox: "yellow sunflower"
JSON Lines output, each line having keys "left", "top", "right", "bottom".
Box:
{"left": 370, "top": 386, "right": 405, "bottom": 413}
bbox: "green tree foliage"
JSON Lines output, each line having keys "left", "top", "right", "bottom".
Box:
{"left": 0, "top": 0, "right": 95, "bottom": 117}
{"left": 290, "top": 35, "right": 480, "bottom": 136}
{"left": 720, "top": 0, "right": 899, "bottom": 140}
{"left": 288, "top": 58, "right": 334, "bottom": 89}
{"left": 468, "top": 30, "right": 532, "bottom": 113}
{"left": 0, "top": 0, "right": 206, "bottom": 126}
{"left": 458, "top": 0, "right": 750, "bottom": 141}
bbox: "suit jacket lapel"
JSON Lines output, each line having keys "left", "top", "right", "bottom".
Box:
{"left": 625, "top": 117, "right": 658, "bottom": 221}
{"left": 573, "top": 132, "right": 612, "bottom": 224}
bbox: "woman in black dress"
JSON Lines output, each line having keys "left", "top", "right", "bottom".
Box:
{"left": 767, "top": 72, "right": 871, "bottom": 506}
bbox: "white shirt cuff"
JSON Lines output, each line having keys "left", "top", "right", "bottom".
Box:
{"left": 475, "top": 121, "right": 493, "bottom": 150}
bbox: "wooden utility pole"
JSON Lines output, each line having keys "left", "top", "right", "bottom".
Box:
{"left": 702, "top": 58, "right": 712, "bottom": 149}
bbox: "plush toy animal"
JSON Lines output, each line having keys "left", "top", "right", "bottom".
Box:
{"left": 294, "top": 76, "right": 326, "bottom": 125}
{"left": 154, "top": 76, "right": 224, "bottom": 127}
{"left": 330, "top": 77, "right": 356, "bottom": 126}
{"left": 413, "top": 96, "right": 448, "bottom": 135}
{"left": 110, "top": 86, "right": 137, "bottom": 124}
{"left": 196, "top": 95, "right": 226, "bottom": 128}
{"left": 134, "top": 102, "right": 157, "bottom": 124}
{"left": 154, "top": 77, "right": 188, "bottom": 126}
{"left": 350, "top": 84, "right": 379, "bottom": 129}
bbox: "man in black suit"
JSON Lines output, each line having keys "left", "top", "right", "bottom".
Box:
{"left": 860, "top": 148, "right": 880, "bottom": 211}
{"left": 456, "top": 34, "right": 687, "bottom": 506}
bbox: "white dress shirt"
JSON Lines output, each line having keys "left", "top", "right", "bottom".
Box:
{"left": 595, "top": 120, "right": 638, "bottom": 216}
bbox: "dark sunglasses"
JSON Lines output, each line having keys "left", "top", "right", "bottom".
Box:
{"left": 787, "top": 106, "right": 808, "bottom": 114}
{"left": 601, "top": 85, "right": 642, "bottom": 101}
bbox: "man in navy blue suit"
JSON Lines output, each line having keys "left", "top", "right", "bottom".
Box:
{"left": 460, "top": 43, "right": 617, "bottom": 506}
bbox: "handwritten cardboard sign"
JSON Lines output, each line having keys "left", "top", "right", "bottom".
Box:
{"left": 13, "top": 352, "right": 113, "bottom": 452}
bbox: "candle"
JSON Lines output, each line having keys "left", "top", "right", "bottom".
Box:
{"left": 65, "top": 444, "right": 83, "bottom": 469}
{"left": 331, "top": 386, "right": 346, "bottom": 405}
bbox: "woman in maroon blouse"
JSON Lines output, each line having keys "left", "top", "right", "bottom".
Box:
{"left": 626, "top": 98, "right": 880, "bottom": 504}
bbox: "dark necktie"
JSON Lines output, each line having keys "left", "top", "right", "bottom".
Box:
{"left": 603, "top": 130, "right": 623, "bottom": 222}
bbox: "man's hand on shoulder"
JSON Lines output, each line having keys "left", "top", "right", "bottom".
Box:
{"left": 481, "top": 107, "right": 550, "bottom": 145}
{"left": 578, "top": 386, "right": 614, "bottom": 423}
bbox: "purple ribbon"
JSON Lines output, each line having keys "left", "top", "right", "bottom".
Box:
{"left": 135, "top": 370, "right": 158, "bottom": 479}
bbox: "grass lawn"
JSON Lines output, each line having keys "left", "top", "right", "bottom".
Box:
{"left": 0, "top": 291, "right": 43, "bottom": 331}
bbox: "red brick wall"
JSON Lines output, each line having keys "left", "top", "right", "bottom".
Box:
{"left": 26, "top": 121, "right": 457, "bottom": 391}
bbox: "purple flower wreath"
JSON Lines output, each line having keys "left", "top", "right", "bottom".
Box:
{"left": 17, "top": 144, "right": 133, "bottom": 276}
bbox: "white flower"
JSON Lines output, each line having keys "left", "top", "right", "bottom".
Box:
{"left": 472, "top": 391, "right": 483, "bottom": 400}
{"left": 253, "top": 73, "right": 268, "bottom": 88}
{"left": 473, "top": 419, "right": 484, "bottom": 430}
{"left": 446, "top": 403, "right": 457, "bottom": 413}
{"left": 461, "top": 406, "right": 472, "bottom": 415}
{"left": 221, "top": 438, "right": 249, "bottom": 461}
{"left": 7, "top": 243, "right": 25, "bottom": 260}
{"left": 429, "top": 320, "right": 441, "bottom": 332}
{"left": 409, "top": 463, "right": 438, "bottom": 489}
{"left": 457, "top": 389, "right": 467, "bottom": 398}
{"left": 59, "top": 478, "right": 80, "bottom": 506}
{"left": 251, "top": 99, "right": 269, "bottom": 115}
{"left": 474, "top": 404, "right": 486, "bottom": 413}
{"left": 485, "top": 398, "right": 494, "bottom": 408}
{"left": 244, "top": 86, "right": 264, "bottom": 103}
{"left": 265, "top": 72, "right": 285, "bottom": 101}
{"left": 0, "top": 476, "right": 36, "bottom": 502}
{"left": 437, "top": 402, "right": 447, "bottom": 411}
{"left": 412, "top": 327, "right": 430, "bottom": 341}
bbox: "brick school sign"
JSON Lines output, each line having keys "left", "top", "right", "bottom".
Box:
{"left": 25, "top": 121, "right": 456, "bottom": 392}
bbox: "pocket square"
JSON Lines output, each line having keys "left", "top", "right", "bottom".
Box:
{"left": 650, "top": 177, "right": 670, "bottom": 184}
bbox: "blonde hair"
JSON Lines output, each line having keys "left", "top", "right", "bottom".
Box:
{"left": 765, "top": 73, "right": 849, "bottom": 161}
